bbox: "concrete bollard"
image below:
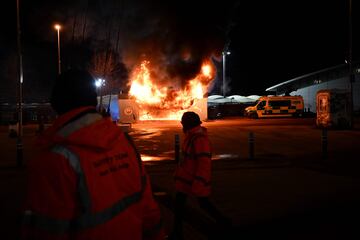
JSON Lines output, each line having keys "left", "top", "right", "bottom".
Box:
{"left": 16, "top": 138, "right": 23, "bottom": 167}
{"left": 321, "top": 128, "right": 328, "bottom": 160}
{"left": 8, "top": 123, "right": 18, "bottom": 138}
{"left": 248, "top": 132, "right": 255, "bottom": 160}
{"left": 37, "top": 116, "right": 45, "bottom": 134}
{"left": 175, "top": 134, "right": 180, "bottom": 163}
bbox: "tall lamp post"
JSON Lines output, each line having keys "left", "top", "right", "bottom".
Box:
{"left": 54, "top": 24, "right": 62, "bottom": 75}
{"left": 16, "top": 0, "right": 23, "bottom": 167}
{"left": 348, "top": 0, "right": 354, "bottom": 128}
{"left": 222, "top": 51, "right": 231, "bottom": 97}
{"left": 95, "top": 78, "right": 106, "bottom": 112}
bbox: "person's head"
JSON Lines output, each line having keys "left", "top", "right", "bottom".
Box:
{"left": 50, "top": 69, "right": 98, "bottom": 115}
{"left": 181, "top": 111, "right": 202, "bottom": 132}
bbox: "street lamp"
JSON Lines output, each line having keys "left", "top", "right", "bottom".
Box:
{"left": 95, "top": 78, "right": 105, "bottom": 89}
{"left": 16, "top": 0, "right": 24, "bottom": 167}
{"left": 222, "top": 51, "right": 231, "bottom": 97}
{"left": 348, "top": 0, "right": 354, "bottom": 128}
{"left": 95, "top": 78, "right": 106, "bottom": 111}
{"left": 54, "top": 24, "right": 61, "bottom": 75}
{"left": 95, "top": 79, "right": 103, "bottom": 88}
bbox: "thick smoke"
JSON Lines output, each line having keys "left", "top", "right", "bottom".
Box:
{"left": 115, "top": 0, "right": 229, "bottom": 88}
{"left": 19, "top": 0, "right": 235, "bottom": 94}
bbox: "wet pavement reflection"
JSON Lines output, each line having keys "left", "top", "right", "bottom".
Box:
{"left": 126, "top": 121, "right": 243, "bottom": 162}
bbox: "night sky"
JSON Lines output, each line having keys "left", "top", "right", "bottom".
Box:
{"left": 0, "top": 0, "right": 358, "bottom": 102}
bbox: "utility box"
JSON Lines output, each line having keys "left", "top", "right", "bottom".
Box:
{"left": 118, "top": 99, "right": 140, "bottom": 123}
{"left": 316, "top": 89, "right": 352, "bottom": 128}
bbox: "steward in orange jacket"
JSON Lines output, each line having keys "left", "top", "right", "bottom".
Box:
{"left": 171, "top": 112, "right": 230, "bottom": 240}
{"left": 174, "top": 124, "right": 211, "bottom": 197}
{"left": 21, "top": 69, "right": 164, "bottom": 240}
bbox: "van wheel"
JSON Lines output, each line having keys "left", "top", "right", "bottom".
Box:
{"left": 250, "top": 113, "right": 258, "bottom": 119}
{"left": 337, "top": 118, "right": 350, "bottom": 129}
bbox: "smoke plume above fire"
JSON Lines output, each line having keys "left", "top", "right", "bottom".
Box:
{"left": 118, "top": 0, "right": 227, "bottom": 87}
{"left": 110, "top": 0, "right": 230, "bottom": 119}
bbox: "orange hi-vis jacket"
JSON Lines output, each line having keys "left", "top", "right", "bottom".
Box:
{"left": 174, "top": 126, "right": 212, "bottom": 197}
{"left": 21, "top": 106, "right": 164, "bottom": 240}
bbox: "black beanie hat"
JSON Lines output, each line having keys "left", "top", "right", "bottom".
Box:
{"left": 181, "top": 111, "right": 202, "bottom": 131}
{"left": 50, "top": 69, "right": 98, "bottom": 115}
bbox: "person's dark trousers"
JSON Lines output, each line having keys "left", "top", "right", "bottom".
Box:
{"left": 198, "top": 196, "right": 233, "bottom": 239}
{"left": 198, "top": 197, "right": 229, "bottom": 224}
{"left": 171, "top": 192, "right": 187, "bottom": 240}
{"left": 171, "top": 192, "right": 231, "bottom": 239}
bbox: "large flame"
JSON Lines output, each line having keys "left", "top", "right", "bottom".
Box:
{"left": 129, "top": 60, "right": 215, "bottom": 120}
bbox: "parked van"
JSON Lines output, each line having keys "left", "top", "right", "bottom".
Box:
{"left": 316, "top": 89, "right": 352, "bottom": 128}
{"left": 245, "top": 95, "right": 304, "bottom": 118}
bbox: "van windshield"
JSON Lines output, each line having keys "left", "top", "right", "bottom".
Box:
{"left": 257, "top": 101, "right": 266, "bottom": 109}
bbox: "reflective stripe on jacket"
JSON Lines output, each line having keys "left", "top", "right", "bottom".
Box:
{"left": 174, "top": 126, "right": 212, "bottom": 197}
{"left": 21, "top": 106, "right": 164, "bottom": 240}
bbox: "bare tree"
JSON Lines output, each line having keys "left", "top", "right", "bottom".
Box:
{"left": 90, "top": 49, "right": 128, "bottom": 95}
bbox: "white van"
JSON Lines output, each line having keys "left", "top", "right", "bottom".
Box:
{"left": 245, "top": 95, "right": 304, "bottom": 118}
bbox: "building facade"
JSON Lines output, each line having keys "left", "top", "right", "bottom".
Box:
{"left": 266, "top": 63, "right": 360, "bottom": 113}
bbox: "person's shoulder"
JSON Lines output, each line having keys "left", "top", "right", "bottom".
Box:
{"left": 192, "top": 131, "right": 210, "bottom": 144}
{"left": 194, "top": 127, "right": 208, "bottom": 137}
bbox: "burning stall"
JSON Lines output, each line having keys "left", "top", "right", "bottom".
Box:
{"left": 118, "top": 59, "right": 214, "bottom": 123}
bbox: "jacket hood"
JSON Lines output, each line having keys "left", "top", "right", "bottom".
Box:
{"left": 39, "top": 107, "right": 121, "bottom": 151}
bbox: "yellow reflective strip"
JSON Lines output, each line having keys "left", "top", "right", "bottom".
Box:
{"left": 22, "top": 210, "right": 72, "bottom": 234}
{"left": 75, "top": 190, "right": 143, "bottom": 229}
{"left": 194, "top": 152, "right": 212, "bottom": 158}
{"left": 51, "top": 145, "right": 92, "bottom": 213}
{"left": 194, "top": 175, "right": 211, "bottom": 186}
{"left": 58, "top": 113, "right": 102, "bottom": 137}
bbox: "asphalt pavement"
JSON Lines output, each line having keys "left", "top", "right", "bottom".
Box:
{"left": 1, "top": 117, "right": 360, "bottom": 239}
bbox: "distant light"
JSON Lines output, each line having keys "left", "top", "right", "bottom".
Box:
{"left": 226, "top": 51, "right": 231, "bottom": 55}
{"left": 345, "top": 59, "right": 348, "bottom": 64}
{"left": 54, "top": 24, "right": 61, "bottom": 31}
{"left": 95, "top": 78, "right": 105, "bottom": 88}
